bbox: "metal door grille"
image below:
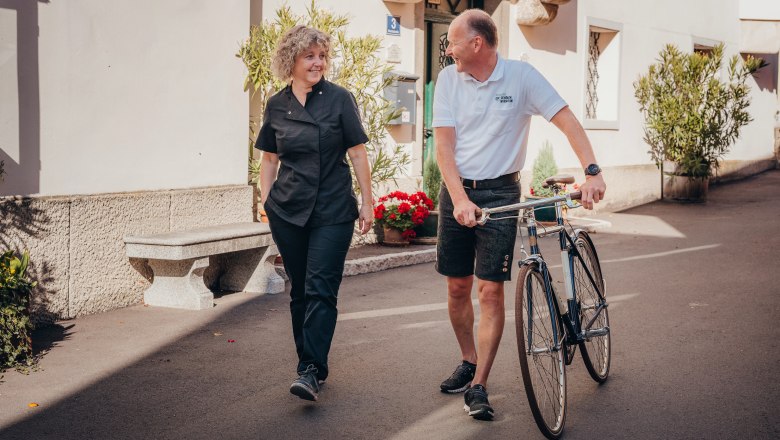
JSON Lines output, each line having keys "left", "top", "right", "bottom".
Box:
{"left": 439, "top": 33, "right": 454, "bottom": 68}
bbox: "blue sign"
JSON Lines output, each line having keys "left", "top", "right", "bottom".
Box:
{"left": 387, "top": 15, "right": 401, "bottom": 36}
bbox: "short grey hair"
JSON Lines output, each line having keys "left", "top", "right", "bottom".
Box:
{"left": 463, "top": 9, "right": 498, "bottom": 48}
{"left": 271, "top": 25, "right": 331, "bottom": 81}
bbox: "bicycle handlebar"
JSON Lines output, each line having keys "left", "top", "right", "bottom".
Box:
{"left": 477, "top": 191, "right": 582, "bottom": 225}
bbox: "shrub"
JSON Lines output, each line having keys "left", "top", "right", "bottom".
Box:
{"left": 423, "top": 156, "right": 442, "bottom": 209}
{"left": 1, "top": 250, "right": 37, "bottom": 372}
{"left": 530, "top": 141, "right": 558, "bottom": 198}
{"left": 634, "top": 44, "right": 763, "bottom": 178}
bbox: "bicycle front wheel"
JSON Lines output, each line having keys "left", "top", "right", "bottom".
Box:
{"left": 516, "top": 263, "right": 566, "bottom": 439}
{"left": 572, "top": 233, "right": 611, "bottom": 383}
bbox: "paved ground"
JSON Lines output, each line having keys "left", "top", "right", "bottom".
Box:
{"left": 1, "top": 170, "right": 779, "bottom": 439}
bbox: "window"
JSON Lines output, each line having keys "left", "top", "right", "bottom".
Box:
{"left": 692, "top": 37, "right": 719, "bottom": 56}
{"left": 584, "top": 19, "right": 622, "bottom": 129}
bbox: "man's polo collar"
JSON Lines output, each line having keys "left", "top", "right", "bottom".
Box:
{"left": 460, "top": 54, "right": 505, "bottom": 84}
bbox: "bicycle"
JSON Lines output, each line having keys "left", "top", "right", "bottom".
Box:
{"left": 477, "top": 174, "right": 611, "bottom": 439}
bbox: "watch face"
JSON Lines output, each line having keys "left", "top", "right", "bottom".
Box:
{"left": 586, "top": 164, "right": 601, "bottom": 176}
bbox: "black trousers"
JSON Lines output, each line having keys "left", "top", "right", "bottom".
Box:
{"left": 265, "top": 207, "right": 354, "bottom": 381}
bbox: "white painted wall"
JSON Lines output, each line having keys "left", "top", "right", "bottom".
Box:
{"left": 6, "top": 0, "right": 772, "bottom": 199}
{"left": 508, "top": 0, "right": 777, "bottom": 173}
{"left": 260, "top": 0, "right": 418, "bottom": 74}
{"left": 740, "top": 0, "right": 780, "bottom": 20}
{"left": 0, "top": 0, "right": 248, "bottom": 197}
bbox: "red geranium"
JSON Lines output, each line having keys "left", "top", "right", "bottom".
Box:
{"left": 373, "top": 190, "right": 433, "bottom": 236}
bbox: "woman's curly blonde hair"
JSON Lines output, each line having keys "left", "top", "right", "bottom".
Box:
{"left": 271, "top": 25, "right": 331, "bottom": 82}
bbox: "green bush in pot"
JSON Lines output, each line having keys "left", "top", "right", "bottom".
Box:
{"left": 634, "top": 44, "right": 763, "bottom": 198}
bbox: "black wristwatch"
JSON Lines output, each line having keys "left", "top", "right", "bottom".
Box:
{"left": 584, "top": 163, "right": 602, "bottom": 176}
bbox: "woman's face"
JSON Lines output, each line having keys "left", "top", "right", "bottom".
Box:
{"left": 292, "top": 44, "right": 327, "bottom": 88}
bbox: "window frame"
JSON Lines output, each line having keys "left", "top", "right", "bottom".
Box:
{"left": 582, "top": 18, "right": 623, "bottom": 131}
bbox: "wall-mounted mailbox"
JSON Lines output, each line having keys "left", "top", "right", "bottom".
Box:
{"left": 384, "top": 71, "right": 419, "bottom": 125}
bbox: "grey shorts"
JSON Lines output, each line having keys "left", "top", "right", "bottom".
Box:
{"left": 435, "top": 182, "right": 521, "bottom": 282}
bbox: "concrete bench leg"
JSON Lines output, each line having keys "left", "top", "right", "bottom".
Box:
{"left": 220, "top": 245, "right": 285, "bottom": 294}
{"left": 144, "top": 257, "right": 213, "bottom": 310}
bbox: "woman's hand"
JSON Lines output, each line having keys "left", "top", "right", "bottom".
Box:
{"left": 259, "top": 152, "right": 280, "bottom": 206}
{"left": 358, "top": 203, "right": 373, "bottom": 235}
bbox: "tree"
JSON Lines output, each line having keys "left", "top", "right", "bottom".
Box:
{"left": 530, "top": 141, "right": 558, "bottom": 198}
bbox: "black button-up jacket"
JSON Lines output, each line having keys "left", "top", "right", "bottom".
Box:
{"left": 256, "top": 79, "right": 369, "bottom": 227}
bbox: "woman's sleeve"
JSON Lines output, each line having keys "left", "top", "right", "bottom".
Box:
{"left": 340, "top": 92, "right": 370, "bottom": 148}
{"left": 255, "top": 106, "right": 278, "bottom": 153}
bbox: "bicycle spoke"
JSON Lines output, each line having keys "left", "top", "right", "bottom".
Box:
{"left": 571, "top": 235, "right": 611, "bottom": 382}
{"left": 517, "top": 264, "right": 566, "bottom": 437}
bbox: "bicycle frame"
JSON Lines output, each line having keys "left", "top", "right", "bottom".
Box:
{"left": 479, "top": 190, "right": 608, "bottom": 351}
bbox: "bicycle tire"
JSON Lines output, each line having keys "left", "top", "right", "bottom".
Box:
{"left": 571, "top": 233, "right": 611, "bottom": 383}
{"left": 516, "top": 263, "right": 567, "bottom": 439}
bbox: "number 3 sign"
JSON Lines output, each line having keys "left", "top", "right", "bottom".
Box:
{"left": 387, "top": 15, "right": 401, "bottom": 36}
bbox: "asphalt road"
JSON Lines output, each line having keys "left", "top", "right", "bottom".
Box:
{"left": 2, "top": 170, "right": 779, "bottom": 439}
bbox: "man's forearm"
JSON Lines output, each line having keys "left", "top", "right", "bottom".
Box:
{"left": 435, "top": 128, "right": 469, "bottom": 204}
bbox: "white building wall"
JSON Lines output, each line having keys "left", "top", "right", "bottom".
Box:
{"left": 1, "top": 1, "right": 255, "bottom": 321}
{"left": 505, "top": 0, "right": 777, "bottom": 195}
{"left": 1, "top": 0, "right": 248, "bottom": 197}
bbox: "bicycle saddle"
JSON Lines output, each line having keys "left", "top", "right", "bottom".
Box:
{"left": 542, "top": 174, "right": 576, "bottom": 188}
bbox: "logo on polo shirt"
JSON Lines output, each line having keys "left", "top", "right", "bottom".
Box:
{"left": 494, "top": 93, "right": 514, "bottom": 104}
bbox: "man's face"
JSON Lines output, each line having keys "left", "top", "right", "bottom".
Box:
{"left": 445, "top": 20, "right": 475, "bottom": 74}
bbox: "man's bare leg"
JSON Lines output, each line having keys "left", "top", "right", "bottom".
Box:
{"left": 472, "top": 279, "right": 505, "bottom": 387}
{"left": 447, "top": 275, "right": 477, "bottom": 364}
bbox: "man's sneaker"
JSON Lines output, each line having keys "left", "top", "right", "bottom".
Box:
{"left": 464, "top": 384, "right": 494, "bottom": 420}
{"left": 290, "top": 364, "right": 319, "bottom": 401}
{"left": 440, "top": 360, "right": 476, "bottom": 393}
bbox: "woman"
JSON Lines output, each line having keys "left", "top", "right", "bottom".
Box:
{"left": 255, "top": 25, "right": 373, "bottom": 402}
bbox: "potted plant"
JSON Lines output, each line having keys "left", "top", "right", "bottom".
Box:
{"left": 374, "top": 191, "right": 433, "bottom": 246}
{"left": 527, "top": 141, "right": 559, "bottom": 223}
{"left": 413, "top": 156, "right": 442, "bottom": 242}
{"left": 634, "top": 43, "right": 763, "bottom": 202}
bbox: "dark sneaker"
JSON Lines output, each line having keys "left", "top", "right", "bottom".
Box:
{"left": 440, "top": 360, "right": 476, "bottom": 393}
{"left": 464, "top": 385, "right": 494, "bottom": 420}
{"left": 290, "top": 365, "right": 319, "bottom": 401}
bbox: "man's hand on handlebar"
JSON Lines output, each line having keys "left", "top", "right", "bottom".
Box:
{"left": 578, "top": 174, "right": 606, "bottom": 210}
{"left": 453, "top": 199, "right": 481, "bottom": 228}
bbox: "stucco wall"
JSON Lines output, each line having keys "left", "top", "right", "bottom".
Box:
{"left": 0, "top": 0, "right": 248, "bottom": 197}
{"left": 0, "top": 185, "right": 253, "bottom": 322}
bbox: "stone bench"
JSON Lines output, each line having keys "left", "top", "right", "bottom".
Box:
{"left": 124, "top": 222, "right": 285, "bottom": 310}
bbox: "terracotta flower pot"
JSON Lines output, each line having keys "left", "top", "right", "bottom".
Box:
{"left": 381, "top": 226, "right": 410, "bottom": 247}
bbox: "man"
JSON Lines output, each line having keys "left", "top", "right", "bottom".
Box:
{"left": 433, "top": 9, "right": 607, "bottom": 421}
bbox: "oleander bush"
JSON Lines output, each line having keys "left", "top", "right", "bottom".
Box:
{"left": 1, "top": 250, "right": 37, "bottom": 373}
{"left": 634, "top": 44, "right": 763, "bottom": 178}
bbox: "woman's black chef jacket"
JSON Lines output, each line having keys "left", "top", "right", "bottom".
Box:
{"left": 255, "top": 79, "right": 369, "bottom": 227}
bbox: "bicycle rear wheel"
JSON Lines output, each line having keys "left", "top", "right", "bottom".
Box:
{"left": 516, "top": 263, "right": 566, "bottom": 439}
{"left": 571, "top": 233, "right": 611, "bottom": 383}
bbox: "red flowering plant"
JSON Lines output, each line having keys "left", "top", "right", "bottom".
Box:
{"left": 373, "top": 191, "right": 434, "bottom": 239}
